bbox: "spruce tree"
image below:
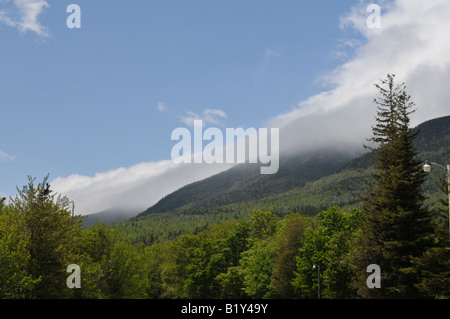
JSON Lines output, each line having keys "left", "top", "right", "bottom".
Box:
{"left": 352, "top": 74, "right": 435, "bottom": 298}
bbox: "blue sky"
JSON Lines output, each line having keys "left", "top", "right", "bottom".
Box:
{"left": 2, "top": 0, "right": 449, "bottom": 215}
{"left": 0, "top": 0, "right": 360, "bottom": 197}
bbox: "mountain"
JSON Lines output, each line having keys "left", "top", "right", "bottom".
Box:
{"left": 108, "top": 115, "right": 450, "bottom": 245}
{"left": 84, "top": 115, "right": 449, "bottom": 230}
{"left": 82, "top": 207, "right": 139, "bottom": 228}
{"left": 138, "top": 115, "right": 450, "bottom": 218}
{"left": 139, "top": 148, "right": 361, "bottom": 216}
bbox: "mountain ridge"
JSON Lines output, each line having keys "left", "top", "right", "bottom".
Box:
{"left": 139, "top": 114, "right": 450, "bottom": 218}
{"left": 84, "top": 115, "right": 450, "bottom": 227}
{"left": 138, "top": 148, "right": 360, "bottom": 217}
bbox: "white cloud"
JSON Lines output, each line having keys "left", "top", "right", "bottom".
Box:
{"left": 0, "top": 0, "right": 50, "bottom": 37}
{"left": 51, "top": 160, "right": 234, "bottom": 215}
{"left": 0, "top": 150, "right": 16, "bottom": 162}
{"left": 52, "top": 0, "right": 450, "bottom": 217}
{"left": 157, "top": 101, "right": 168, "bottom": 112}
{"left": 271, "top": 0, "right": 450, "bottom": 156}
{"left": 203, "top": 108, "right": 227, "bottom": 125}
{"left": 179, "top": 108, "right": 227, "bottom": 127}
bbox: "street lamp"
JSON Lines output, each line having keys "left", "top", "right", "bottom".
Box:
{"left": 312, "top": 264, "right": 321, "bottom": 299}
{"left": 69, "top": 200, "right": 75, "bottom": 217}
{"left": 423, "top": 160, "right": 450, "bottom": 239}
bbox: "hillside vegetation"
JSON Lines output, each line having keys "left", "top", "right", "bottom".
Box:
{"left": 114, "top": 115, "right": 450, "bottom": 246}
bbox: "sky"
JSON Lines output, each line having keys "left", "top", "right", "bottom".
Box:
{"left": 1, "top": 0, "right": 449, "bottom": 215}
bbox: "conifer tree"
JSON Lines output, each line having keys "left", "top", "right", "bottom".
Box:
{"left": 351, "top": 74, "right": 436, "bottom": 298}
{"left": 412, "top": 167, "right": 450, "bottom": 298}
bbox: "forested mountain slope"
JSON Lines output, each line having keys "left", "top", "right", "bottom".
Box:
{"left": 112, "top": 115, "right": 449, "bottom": 245}
{"left": 140, "top": 150, "right": 360, "bottom": 216}
{"left": 139, "top": 115, "right": 450, "bottom": 217}
{"left": 85, "top": 115, "right": 449, "bottom": 228}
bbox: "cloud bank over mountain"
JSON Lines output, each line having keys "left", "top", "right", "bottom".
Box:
{"left": 52, "top": 0, "right": 450, "bottom": 215}
{"left": 51, "top": 161, "right": 234, "bottom": 215}
{"left": 272, "top": 0, "right": 450, "bottom": 156}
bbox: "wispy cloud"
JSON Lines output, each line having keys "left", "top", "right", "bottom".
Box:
{"left": 331, "top": 38, "right": 363, "bottom": 62}
{"left": 156, "top": 102, "right": 227, "bottom": 127}
{"left": 157, "top": 101, "right": 168, "bottom": 113}
{"left": 179, "top": 108, "right": 228, "bottom": 127}
{"left": 0, "top": 149, "right": 16, "bottom": 162}
{"left": 264, "top": 48, "right": 279, "bottom": 59}
{"left": 0, "top": 0, "right": 50, "bottom": 37}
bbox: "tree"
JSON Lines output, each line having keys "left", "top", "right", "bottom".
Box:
{"left": 240, "top": 238, "right": 277, "bottom": 298}
{"left": 0, "top": 196, "right": 5, "bottom": 211}
{"left": 215, "top": 221, "right": 250, "bottom": 299}
{"left": 106, "top": 241, "right": 149, "bottom": 298}
{"left": 248, "top": 209, "right": 278, "bottom": 241}
{"left": 351, "top": 74, "right": 436, "bottom": 298}
{"left": 9, "top": 175, "right": 84, "bottom": 298}
{"left": 161, "top": 233, "right": 201, "bottom": 298}
{"left": 143, "top": 243, "right": 168, "bottom": 299}
{"left": 412, "top": 246, "right": 450, "bottom": 298}
{"left": 0, "top": 204, "right": 40, "bottom": 298}
{"left": 161, "top": 221, "right": 250, "bottom": 299}
{"left": 412, "top": 165, "right": 450, "bottom": 298}
{"left": 77, "top": 222, "right": 149, "bottom": 299}
{"left": 238, "top": 210, "right": 279, "bottom": 298}
{"left": 293, "top": 206, "right": 363, "bottom": 298}
{"left": 271, "top": 214, "right": 310, "bottom": 298}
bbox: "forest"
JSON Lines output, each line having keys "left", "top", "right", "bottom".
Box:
{"left": 0, "top": 75, "right": 449, "bottom": 299}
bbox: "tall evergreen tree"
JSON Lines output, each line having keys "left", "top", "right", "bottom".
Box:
{"left": 351, "top": 74, "right": 436, "bottom": 298}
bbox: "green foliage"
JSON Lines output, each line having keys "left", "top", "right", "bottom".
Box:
{"left": 141, "top": 151, "right": 355, "bottom": 216}
{"left": 412, "top": 247, "right": 450, "bottom": 298}
{"left": 113, "top": 206, "right": 248, "bottom": 246}
{"left": 0, "top": 205, "right": 41, "bottom": 298}
{"left": 248, "top": 209, "right": 278, "bottom": 241}
{"left": 352, "top": 74, "right": 437, "bottom": 298}
{"left": 1, "top": 184, "right": 447, "bottom": 299}
{"left": 240, "top": 238, "right": 277, "bottom": 298}
{"left": 143, "top": 243, "right": 168, "bottom": 298}
{"left": 271, "top": 214, "right": 311, "bottom": 298}
{"left": 239, "top": 210, "right": 279, "bottom": 298}
{"left": 5, "top": 175, "right": 85, "bottom": 298}
{"left": 155, "top": 210, "right": 280, "bottom": 299}
{"left": 0, "top": 177, "right": 152, "bottom": 299}
{"left": 293, "top": 206, "right": 363, "bottom": 299}
{"left": 160, "top": 221, "right": 251, "bottom": 299}
{"left": 71, "top": 223, "right": 150, "bottom": 299}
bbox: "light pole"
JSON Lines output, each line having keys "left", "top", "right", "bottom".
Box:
{"left": 69, "top": 200, "right": 75, "bottom": 217}
{"left": 423, "top": 160, "right": 450, "bottom": 239}
{"left": 313, "top": 263, "right": 320, "bottom": 299}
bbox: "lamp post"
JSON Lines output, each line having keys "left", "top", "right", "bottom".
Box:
{"left": 69, "top": 200, "right": 75, "bottom": 218}
{"left": 423, "top": 160, "right": 450, "bottom": 239}
{"left": 313, "top": 263, "right": 320, "bottom": 299}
